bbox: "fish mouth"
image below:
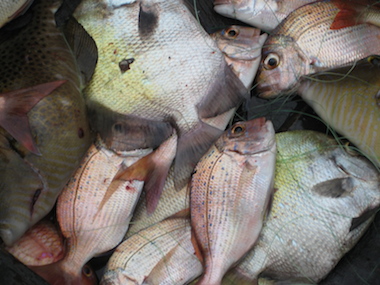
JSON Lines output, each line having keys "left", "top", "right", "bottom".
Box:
{"left": 256, "top": 85, "right": 279, "bottom": 99}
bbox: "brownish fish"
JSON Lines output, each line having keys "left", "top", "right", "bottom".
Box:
{"left": 0, "top": 0, "right": 97, "bottom": 246}
{"left": 256, "top": 0, "right": 380, "bottom": 98}
{"left": 191, "top": 118, "right": 276, "bottom": 285}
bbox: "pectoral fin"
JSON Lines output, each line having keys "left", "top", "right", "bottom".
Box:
{"left": 350, "top": 207, "right": 378, "bottom": 231}
{"left": 0, "top": 80, "right": 66, "bottom": 154}
{"left": 197, "top": 61, "right": 248, "bottom": 119}
{"left": 311, "top": 177, "right": 354, "bottom": 198}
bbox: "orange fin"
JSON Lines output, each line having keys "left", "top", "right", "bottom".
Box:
{"left": 330, "top": 0, "right": 379, "bottom": 29}
{"left": 191, "top": 227, "right": 204, "bottom": 265}
{"left": 0, "top": 80, "right": 66, "bottom": 154}
{"left": 166, "top": 208, "right": 191, "bottom": 220}
{"left": 174, "top": 121, "right": 223, "bottom": 190}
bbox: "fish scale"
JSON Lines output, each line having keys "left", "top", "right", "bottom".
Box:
{"left": 0, "top": 0, "right": 96, "bottom": 246}
{"left": 74, "top": 0, "right": 248, "bottom": 211}
{"left": 191, "top": 118, "right": 276, "bottom": 285}
{"left": 256, "top": 1, "right": 380, "bottom": 98}
{"left": 298, "top": 56, "right": 380, "bottom": 168}
{"left": 225, "top": 131, "right": 380, "bottom": 284}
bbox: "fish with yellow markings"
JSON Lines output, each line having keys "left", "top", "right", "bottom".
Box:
{"left": 297, "top": 55, "right": 380, "bottom": 168}
{"left": 74, "top": 0, "right": 248, "bottom": 213}
{"left": 191, "top": 118, "right": 276, "bottom": 285}
{"left": 127, "top": 25, "right": 267, "bottom": 238}
{"left": 256, "top": 0, "right": 380, "bottom": 98}
{"left": 0, "top": 0, "right": 97, "bottom": 246}
{"left": 223, "top": 131, "right": 380, "bottom": 284}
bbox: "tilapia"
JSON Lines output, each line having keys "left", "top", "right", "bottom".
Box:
{"left": 0, "top": 0, "right": 97, "bottom": 246}
{"left": 126, "top": 25, "right": 267, "bottom": 236}
{"left": 191, "top": 118, "right": 276, "bottom": 285}
{"left": 297, "top": 55, "right": 380, "bottom": 168}
{"left": 0, "top": 0, "right": 34, "bottom": 28}
{"left": 35, "top": 137, "right": 154, "bottom": 285}
{"left": 74, "top": 0, "right": 248, "bottom": 211}
{"left": 101, "top": 215, "right": 202, "bottom": 285}
{"left": 213, "top": 0, "right": 315, "bottom": 32}
{"left": 224, "top": 130, "right": 380, "bottom": 284}
{"left": 256, "top": 0, "right": 380, "bottom": 98}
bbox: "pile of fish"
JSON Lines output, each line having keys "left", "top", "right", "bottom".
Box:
{"left": 0, "top": 0, "right": 379, "bottom": 284}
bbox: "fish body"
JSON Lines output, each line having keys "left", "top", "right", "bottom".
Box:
{"left": 225, "top": 131, "right": 380, "bottom": 284}
{"left": 127, "top": 26, "right": 267, "bottom": 237}
{"left": 256, "top": 0, "right": 380, "bottom": 98}
{"left": 74, "top": 0, "right": 247, "bottom": 208}
{"left": 0, "top": 0, "right": 96, "bottom": 245}
{"left": 191, "top": 118, "right": 276, "bottom": 285}
{"left": 6, "top": 220, "right": 64, "bottom": 267}
{"left": 298, "top": 55, "right": 380, "bottom": 168}
{"left": 101, "top": 216, "right": 202, "bottom": 285}
{"left": 213, "top": 0, "right": 315, "bottom": 32}
{"left": 0, "top": 0, "right": 34, "bottom": 28}
{"left": 37, "top": 139, "right": 148, "bottom": 285}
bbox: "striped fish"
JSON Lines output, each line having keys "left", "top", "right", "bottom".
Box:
{"left": 191, "top": 118, "right": 276, "bottom": 285}
{"left": 298, "top": 55, "right": 380, "bottom": 168}
{"left": 0, "top": 0, "right": 97, "bottom": 246}
{"left": 256, "top": 0, "right": 380, "bottom": 98}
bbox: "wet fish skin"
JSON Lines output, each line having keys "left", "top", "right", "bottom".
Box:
{"left": 0, "top": 0, "right": 34, "bottom": 28}
{"left": 74, "top": 0, "right": 248, "bottom": 210}
{"left": 126, "top": 26, "right": 266, "bottom": 237}
{"left": 0, "top": 0, "right": 96, "bottom": 246}
{"left": 213, "top": 0, "right": 315, "bottom": 32}
{"left": 101, "top": 216, "right": 202, "bottom": 285}
{"left": 256, "top": 0, "right": 380, "bottom": 98}
{"left": 191, "top": 118, "right": 276, "bottom": 285}
{"left": 210, "top": 25, "right": 267, "bottom": 89}
{"left": 224, "top": 131, "right": 380, "bottom": 284}
{"left": 5, "top": 219, "right": 64, "bottom": 267}
{"left": 297, "top": 55, "right": 380, "bottom": 168}
{"left": 36, "top": 139, "right": 149, "bottom": 285}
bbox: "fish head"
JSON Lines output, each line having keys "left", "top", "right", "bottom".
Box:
{"left": 31, "top": 262, "right": 98, "bottom": 285}
{"left": 256, "top": 36, "right": 309, "bottom": 98}
{"left": 211, "top": 25, "right": 268, "bottom": 89}
{"left": 213, "top": 0, "right": 280, "bottom": 31}
{"left": 216, "top": 117, "right": 275, "bottom": 155}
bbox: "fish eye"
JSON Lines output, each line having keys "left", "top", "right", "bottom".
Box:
{"left": 82, "top": 265, "right": 93, "bottom": 277}
{"left": 263, "top": 53, "right": 280, "bottom": 70}
{"left": 368, "top": 56, "right": 380, "bottom": 66}
{"left": 231, "top": 124, "right": 245, "bottom": 136}
{"left": 224, "top": 27, "right": 238, "bottom": 38}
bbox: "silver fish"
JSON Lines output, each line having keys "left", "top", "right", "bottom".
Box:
{"left": 74, "top": 0, "right": 248, "bottom": 212}
{"left": 224, "top": 130, "right": 380, "bottom": 284}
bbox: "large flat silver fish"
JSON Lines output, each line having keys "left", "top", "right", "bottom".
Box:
{"left": 126, "top": 26, "right": 267, "bottom": 237}
{"left": 74, "top": 0, "right": 248, "bottom": 212}
{"left": 191, "top": 118, "right": 276, "bottom": 285}
{"left": 224, "top": 130, "right": 380, "bottom": 284}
